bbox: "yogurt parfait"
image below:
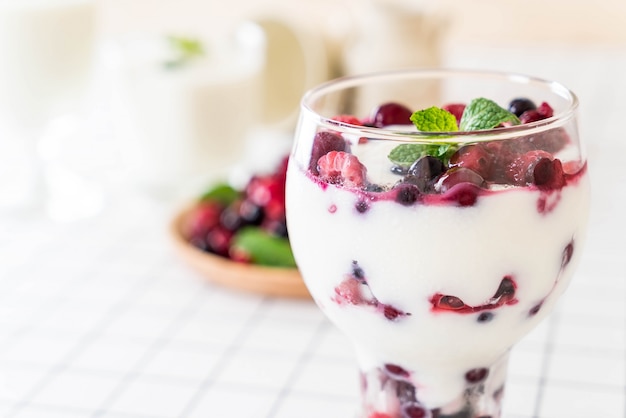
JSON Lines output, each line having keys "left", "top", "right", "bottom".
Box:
{"left": 285, "top": 70, "right": 590, "bottom": 418}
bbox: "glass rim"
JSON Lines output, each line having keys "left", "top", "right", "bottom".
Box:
{"left": 300, "top": 68, "right": 580, "bottom": 143}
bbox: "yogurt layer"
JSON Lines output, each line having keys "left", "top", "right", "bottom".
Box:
{"left": 286, "top": 138, "right": 589, "bottom": 414}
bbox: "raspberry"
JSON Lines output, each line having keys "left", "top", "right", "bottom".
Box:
{"left": 519, "top": 102, "right": 553, "bottom": 124}
{"left": 309, "top": 131, "right": 346, "bottom": 174}
{"left": 332, "top": 114, "right": 363, "bottom": 125}
{"left": 316, "top": 151, "right": 367, "bottom": 188}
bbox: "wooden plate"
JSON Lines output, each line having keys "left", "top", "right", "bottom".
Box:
{"left": 169, "top": 205, "right": 310, "bottom": 299}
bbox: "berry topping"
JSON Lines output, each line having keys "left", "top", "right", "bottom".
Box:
{"left": 369, "top": 413, "right": 393, "bottom": 418}
{"left": 465, "top": 368, "right": 489, "bottom": 383}
{"left": 430, "top": 276, "right": 518, "bottom": 313}
{"left": 401, "top": 403, "right": 428, "bottom": 418}
{"left": 332, "top": 114, "right": 363, "bottom": 125}
{"left": 533, "top": 157, "right": 565, "bottom": 190}
{"left": 435, "top": 167, "right": 486, "bottom": 193}
{"left": 334, "top": 278, "right": 366, "bottom": 305}
{"left": 505, "top": 150, "right": 550, "bottom": 185}
{"left": 508, "top": 97, "right": 536, "bottom": 117}
{"left": 477, "top": 312, "right": 494, "bottom": 323}
{"left": 384, "top": 364, "right": 410, "bottom": 379}
{"left": 371, "top": 102, "right": 414, "bottom": 127}
{"left": 309, "top": 131, "right": 347, "bottom": 174}
{"left": 393, "top": 183, "right": 422, "bottom": 205}
{"left": 529, "top": 302, "right": 542, "bottom": 316}
{"left": 316, "top": 151, "right": 367, "bottom": 188}
{"left": 404, "top": 155, "right": 446, "bottom": 192}
{"left": 562, "top": 240, "right": 574, "bottom": 267}
{"left": 519, "top": 101, "right": 554, "bottom": 124}
{"left": 352, "top": 260, "right": 365, "bottom": 280}
{"left": 448, "top": 144, "right": 495, "bottom": 180}
{"left": 355, "top": 200, "right": 370, "bottom": 213}
{"left": 333, "top": 261, "right": 410, "bottom": 321}
{"left": 442, "top": 103, "right": 466, "bottom": 125}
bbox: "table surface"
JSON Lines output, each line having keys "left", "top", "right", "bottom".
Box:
{"left": 0, "top": 43, "right": 625, "bottom": 418}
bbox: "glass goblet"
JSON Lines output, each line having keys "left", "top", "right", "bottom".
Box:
{"left": 285, "top": 69, "right": 590, "bottom": 418}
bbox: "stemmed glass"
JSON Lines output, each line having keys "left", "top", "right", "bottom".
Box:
{"left": 285, "top": 69, "right": 590, "bottom": 418}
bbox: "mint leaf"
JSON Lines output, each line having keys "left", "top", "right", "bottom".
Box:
{"left": 410, "top": 106, "right": 458, "bottom": 132}
{"left": 232, "top": 227, "right": 296, "bottom": 268}
{"left": 164, "top": 35, "right": 205, "bottom": 69}
{"left": 199, "top": 183, "right": 240, "bottom": 206}
{"left": 388, "top": 143, "right": 457, "bottom": 166}
{"left": 459, "top": 97, "right": 520, "bottom": 131}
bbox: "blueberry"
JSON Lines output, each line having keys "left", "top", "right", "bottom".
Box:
{"left": 394, "top": 183, "right": 421, "bottom": 205}
{"left": 401, "top": 402, "right": 428, "bottom": 418}
{"left": 405, "top": 155, "right": 445, "bottom": 192}
{"left": 355, "top": 200, "right": 369, "bottom": 213}
{"left": 508, "top": 98, "right": 536, "bottom": 117}
{"left": 477, "top": 312, "right": 494, "bottom": 323}
{"left": 351, "top": 260, "right": 365, "bottom": 280}
{"left": 465, "top": 368, "right": 489, "bottom": 383}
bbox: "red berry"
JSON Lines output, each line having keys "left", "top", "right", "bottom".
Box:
{"left": 205, "top": 225, "right": 233, "bottom": 257}
{"left": 508, "top": 97, "right": 536, "bottom": 117}
{"left": 333, "top": 279, "right": 364, "bottom": 305}
{"left": 370, "top": 102, "right": 413, "bottom": 127}
{"left": 309, "top": 131, "right": 346, "bottom": 174}
{"left": 332, "top": 114, "right": 363, "bottom": 125}
{"left": 317, "top": 151, "right": 367, "bottom": 188}
{"left": 465, "top": 368, "right": 489, "bottom": 383}
{"left": 449, "top": 144, "right": 495, "bottom": 180}
{"left": 245, "top": 175, "right": 285, "bottom": 208}
{"left": 442, "top": 103, "right": 466, "bottom": 125}
{"left": 505, "top": 150, "right": 552, "bottom": 185}
{"left": 536, "top": 101, "right": 554, "bottom": 118}
{"left": 435, "top": 167, "right": 486, "bottom": 192}
{"left": 519, "top": 102, "right": 553, "bottom": 124}
{"left": 369, "top": 413, "right": 393, "bottom": 418}
{"left": 533, "top": 157, "right": 565, "bottom": 190}
{"left": 185, "top": 201, "right": 222, "bottom": 241}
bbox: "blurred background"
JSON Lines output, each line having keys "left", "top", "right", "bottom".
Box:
{"left": 1, "top": 0, "right": 625, "bottom": 219}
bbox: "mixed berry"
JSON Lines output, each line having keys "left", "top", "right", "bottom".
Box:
{"left": 308, "top": 97, "right": 583, "bottom": 209}
{"left": 183, "top": 156, "right": 296, "bottom": 267}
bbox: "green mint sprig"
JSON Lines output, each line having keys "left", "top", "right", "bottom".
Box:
{"left": 459, "top": 97, "right": 520, "bottom": 131}
{"left": 163, "top": 35, "right": 205, "bottom": 69}
{"left": 410, "top": 106, "right": 459, "bottom": 132}
{"left": 388, "top": 106, "right": 459, "bottom": 166}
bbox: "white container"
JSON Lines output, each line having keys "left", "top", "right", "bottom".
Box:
{"left": 107, "top": 23, "right": 266, "bottom": 197}
{"left": 0, "top": 0, "right": 97, "bottom": 127}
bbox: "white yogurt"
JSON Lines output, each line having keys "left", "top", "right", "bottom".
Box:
{"left": 286, "top": 142, "right": 590, "bottom": 412}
